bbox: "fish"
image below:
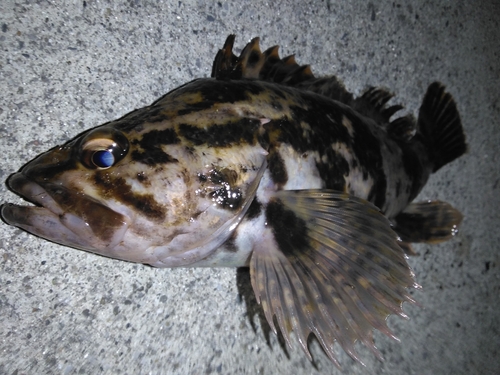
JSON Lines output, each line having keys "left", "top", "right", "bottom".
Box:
{"left": 1, "top": 35, "right": 467, "bottom": 367}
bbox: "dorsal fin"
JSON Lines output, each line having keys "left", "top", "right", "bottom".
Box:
{"left": 211, "top": 35, "right": 355, "bottom": 106}
{"left": 211, "top": 34, "right": 239, "bottom": 79}
{"left": 351, "top": 87, "right": 408, "bottom": 124}
{"left": 211, "top": 36, "right": 415, "bottom": 133}
{"left": 212, "top": 35, "right": 315, "bottom": 84}
{"left": 387, "top": 115, "right": 417, "bottom": 142}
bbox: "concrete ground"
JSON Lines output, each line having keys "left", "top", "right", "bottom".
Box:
{"left": 1, "top": 1, "right": 499, "bottom": 374}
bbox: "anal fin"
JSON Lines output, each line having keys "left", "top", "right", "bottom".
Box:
{"left": 250, "top": 190, "right": 417, "bottom": 366}
{"left": 392, "top": 200, "right": 463, "bottom": 244}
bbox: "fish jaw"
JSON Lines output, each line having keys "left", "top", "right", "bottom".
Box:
{"left": 2, "top": 172, "right": 131, "bottom": 253}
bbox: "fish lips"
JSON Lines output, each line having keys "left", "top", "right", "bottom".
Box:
{"left": 2, "top": 173, "right": 130, "bottom": 252}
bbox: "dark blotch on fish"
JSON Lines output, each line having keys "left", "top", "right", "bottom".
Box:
{"left": 266, "top": 199, "right": 308, "bottom": 254}
{"left": 136, "top": 129, "right": 180, "bottom": 147}
{"left": 247, "top": 50, "right": 261, "bottom": 67}
{"left": 137, "top": 172, "right": 148, "bottom": 183}
{"left": 176, "top": 101, "right": 216, "bottom": 117}
{"left": 178, "top": 118, "right": 260, "bottom": 147}
{"left": 246, "top": 198, "right": 262, "bottom": 220}
{"left": 94, "top": 173, "right": 166, "bottom": 220}
{"left": 211, "top": 186, "right": 243, "bottom": 209}
{"left": 131, "top": 149, "right": 178, "bottom": 166}
{"left": 315, "top": 148, "right": 350, "bottom": 192}
{"left": 399, "top": 145, "right": 427, "bottom": 202}
{"left": 268, "top": 150, "right": 288, "bottom": 186}
{"left": 209, "top": 169, "right": 243, "bottom": 210}
{"left": 223, "top": 235, "right": 239, "bottom": 253}
{"left": 190, "top": 79, "right": 266, "bottom": 104}
{"left": 131, "top": 129, "right": 180, "bottom": 166}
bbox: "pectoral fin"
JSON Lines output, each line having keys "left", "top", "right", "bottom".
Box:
{"left": 250, "top": 190, "right": 417, "bottom": 366}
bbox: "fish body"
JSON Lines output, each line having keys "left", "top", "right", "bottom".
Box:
{"left": 1, "top": 35, "right": 466, "bottom": 366}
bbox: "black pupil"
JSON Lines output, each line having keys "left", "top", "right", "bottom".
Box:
{"left": 92, "top": 150, "right": 114, "bottom": 168}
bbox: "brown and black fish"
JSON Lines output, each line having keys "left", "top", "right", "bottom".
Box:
{"left": 1, "top": 35, "right": 467, "bottom": 366}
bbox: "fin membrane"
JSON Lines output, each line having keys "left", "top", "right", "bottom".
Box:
{"left": 211, "top": 35, "right": 354, "bottom": 105}
{"left": 212, "top": 35, "right": 314, "bottom": 83}
{"left": 418, "top": 82, "right": 467, "bottom": 172}
{"left": 387, "top": 114, "right": 417, "bottom": 142}
{"left": 294, "top": 76, "right": 355, "bottom": 107}
{"left": 250, "top": 190, "right": 417, "bottom": 366}
{"left": 351, "top": 87, "right": 421, "bottom": 141}
{"left": 392, "top": 200, "right": 463, "bottom": 244}
{"left": 211, "top": 35, "right": 422, "bottom": 131}
{"left": 352, "top": 87, "right": 407, "bottom": 124}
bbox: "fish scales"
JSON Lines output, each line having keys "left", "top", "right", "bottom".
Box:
{"left": 117, "top": 78, "right": 419, "bottom": 217}
{"left": 1, "top": 35, "right": 467, "bottom": 367}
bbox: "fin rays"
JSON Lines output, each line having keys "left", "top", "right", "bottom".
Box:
{"left": 212, "top": 35, "right": 315, "bottom": 84}
{"left": 417, "top": 82, "right": 467, "bottom": 172}
{"left": 250, "top": 190, "right": 416, "bottom": 366}
{"left": 305, "top": 219, "right": 412, "bottom": 319}
{"left": 392, "top": 200, "right": 463, "bottom": 244}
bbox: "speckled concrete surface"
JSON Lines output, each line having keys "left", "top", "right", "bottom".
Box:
{"left": 1, "top": 1, "right": 499, "bottom": 374}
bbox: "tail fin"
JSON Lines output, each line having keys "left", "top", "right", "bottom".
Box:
{"left": 418, "top": 82, "right": 467, "bottom": 172}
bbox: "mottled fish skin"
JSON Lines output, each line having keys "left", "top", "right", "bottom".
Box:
{"left": 181, "top": 78, "right": 430, "bottom": 266}
{"left": 1, "top": 35, "right": 467, "bottom": 366}
{"left": 5, "top": 79, "right": 422, "bottom": 265}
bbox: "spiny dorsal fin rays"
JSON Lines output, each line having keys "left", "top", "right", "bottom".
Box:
{"left": 212, "top": 36, "right": 428, "bottom": 137}
{"left": 212, "top": 35, "right": 315, "bottom": 85}
{"left": 351, "top": 86, "right": 413, "bottom": 127}
{"left": 387, "top": 115, "right": 417, "bottom": 141}
{"left": 237, "top": 37, "right": 266, "bottom": 79}
{"left": 383, "top": 104, "right": 405, "bottom": 119}
{"left": 249, "top": 190, "right": 417, "bottom": 366}
{"left": 361, "top": 87, "right": 395, "bottom": 109}
{"left": 211, "top": 34, "right": 238, "bottom": 79}
{"left": 260, "top": 45, "right": 281, "bottom": 77}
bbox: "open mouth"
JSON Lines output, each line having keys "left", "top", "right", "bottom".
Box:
{"left": 2, "top": 173, "right": 130, "bottom": 251}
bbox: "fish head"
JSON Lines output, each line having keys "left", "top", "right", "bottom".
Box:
{"left": 2, "top": 105, "right": 268, "bottom": 266}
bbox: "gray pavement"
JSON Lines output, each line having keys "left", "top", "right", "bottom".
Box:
{"left": 1, "top": 1, "right": 499, "bottom": 374}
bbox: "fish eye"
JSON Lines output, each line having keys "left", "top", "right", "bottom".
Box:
{"left": 91, "top": 149, "right": 115, "bottom": 169}
{"left": 79, "top": 129, "right": 129, "bottom": 170}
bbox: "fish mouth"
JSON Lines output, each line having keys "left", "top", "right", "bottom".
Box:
{"left": 2, "top": 173, "right": 130, "bottom": 252}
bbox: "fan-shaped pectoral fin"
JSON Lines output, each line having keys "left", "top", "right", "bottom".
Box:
{"left": 249, "top": 190, "right": 418, "bottom": 366}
